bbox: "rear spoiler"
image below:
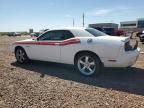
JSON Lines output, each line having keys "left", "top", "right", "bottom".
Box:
{"left": 121, "top": 37, "right": 130, "bottom": 43}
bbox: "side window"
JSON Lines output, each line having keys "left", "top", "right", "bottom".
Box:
{"left": 38, "top": 30, "right": 74, "bottom": 41}
{"left": 63, "top": 30, "right": 74, "bottom": 40}
{"left": 38, "top": 31, "right": 53, "bottom": 41}
{"left": 49, "top": 31, "right": 64, "bottom": 40}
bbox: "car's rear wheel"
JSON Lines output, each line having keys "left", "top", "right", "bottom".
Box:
{"left": 15, "top": 47, "right": 28, "bottom": 64}
{"left": 75, "top": 53, "right": 101, "bottom": 76}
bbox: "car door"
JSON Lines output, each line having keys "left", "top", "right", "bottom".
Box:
{"left": 30, "top": 30, "right": 64, "bottom": 62}
{"left": 59, "top": 30, "right": 78, "bottom": 64}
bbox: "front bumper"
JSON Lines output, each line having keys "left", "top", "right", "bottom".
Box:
{"left": 9, "top": 44, "right": 16, "bottom": 53}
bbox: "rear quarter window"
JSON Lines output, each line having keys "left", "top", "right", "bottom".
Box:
{"left": 85, "top": 28, "right": 107, "bottom": 37}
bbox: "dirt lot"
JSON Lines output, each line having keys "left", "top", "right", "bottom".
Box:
{"left": 0, "top": 36, "right": 144, "bottom": 108}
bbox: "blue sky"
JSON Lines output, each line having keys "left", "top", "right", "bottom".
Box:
{"left": 0, "top": 0, "right": 144, "bottom": 32}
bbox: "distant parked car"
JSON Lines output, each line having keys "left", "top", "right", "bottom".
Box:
{"left": 30, "top": 32, "right": 40, "bottom": 37}
{"left": 8, "top": 32, "right": 21, "bottom": 36}
{"left": 136, "top": 31, "right": 144, "bottom": 43}
{"left": 115, "top": 30, "right": 126, "bottom": 36}
{"left": 139, "top": 34, "right": 144, "bottom": 42}
{"left": 90, "top": 27, "right": 125, "bottom": 36}
{"left": 11, "top": 28, "right": 140, "bottom": 76}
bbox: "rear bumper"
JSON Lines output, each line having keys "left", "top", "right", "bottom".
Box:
{"left": 102, "top": 48, "right": 140, "bottom": 67}
{"left": 117, "top": 48, "right": 140, "bottom": 67}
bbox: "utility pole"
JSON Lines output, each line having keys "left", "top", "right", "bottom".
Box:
{"left": 82, "top": 13, "right": 85, "bottom": 27}
{"left": 73, "top": 18, "right": 75, "bottom": 27}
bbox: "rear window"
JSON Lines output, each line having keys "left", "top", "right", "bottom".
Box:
{"left": 70, "top": 28, "right": 107, "bottom": 37}
{"left": 85, "top": 28, "right": 107, "bottom": 36}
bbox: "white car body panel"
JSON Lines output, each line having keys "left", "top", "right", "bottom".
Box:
{"left": 11, "top": 28, "right": 140, "bottom": 68}
{"left": 29, "top": 42, "right": 60, "bottom": 62}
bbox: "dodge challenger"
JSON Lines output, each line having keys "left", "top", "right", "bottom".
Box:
{"left": 11, "top": 28, "right": 140, "bottom": 76}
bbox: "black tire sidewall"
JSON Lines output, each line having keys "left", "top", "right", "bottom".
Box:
{"left": 15, "top": 48, "right": 28, "bottom": 64}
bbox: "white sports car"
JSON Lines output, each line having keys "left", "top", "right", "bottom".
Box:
{"left": 11, "top": 28, "right": 140, "bottom": 76}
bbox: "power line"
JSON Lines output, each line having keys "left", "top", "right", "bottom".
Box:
{"left": 83, "top": 13, "right": 85, "bottom": 27}
{"left": 73, "top": 18, "right": 75, "bottom": 27}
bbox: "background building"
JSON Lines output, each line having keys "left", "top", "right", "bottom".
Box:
{"left": 120, "top": 18, "right": 144, "bottom": 32}
{"left": 120, "top": 21, "right": 137, "bottom": 29}
{"left": 88, "top": 23, "right": 118, "bottom": 35}
{"left": 29, "top": 29, "right": 34, "bottom": 34}
{"left": 137, "top": 18, "right": 144, "bottom": 28}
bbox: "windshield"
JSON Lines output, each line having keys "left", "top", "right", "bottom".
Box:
{"left": 85, "top": 28, "right": 107, "bottom": 37}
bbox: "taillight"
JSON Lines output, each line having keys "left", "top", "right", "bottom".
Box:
{"left": 124, "top": 41, "right": 133, "bottom": 51}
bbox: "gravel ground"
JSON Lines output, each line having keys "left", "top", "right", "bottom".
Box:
{"left": 0, "top": 36, "right": 144, "bottom": 108}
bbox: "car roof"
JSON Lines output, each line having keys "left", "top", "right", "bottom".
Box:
{"left": 47, "top": 27, "right": 87, "bottom": 31}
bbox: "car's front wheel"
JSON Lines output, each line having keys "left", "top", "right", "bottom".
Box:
{"left": 15, "top": 47, "right": 28, "bottom": 64}
{"left": 75, "top": 53, "right": 101, "bottom": 76}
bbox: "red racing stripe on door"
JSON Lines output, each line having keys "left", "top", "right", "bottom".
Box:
{"left": 15, "top": 38, "right": 80, "bottom": 46}
{"left": 38, "top": 41, "right": 56, "bottom": 45}
{"left": 15, "top": 41, "right": 39, "bottom": 45}
{"left": 60, "top": 38, "right": 80, "bottom": 46}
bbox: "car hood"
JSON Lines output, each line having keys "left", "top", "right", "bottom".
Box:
{"left": 15, "top": 38, "right": 36, "bottom": 43}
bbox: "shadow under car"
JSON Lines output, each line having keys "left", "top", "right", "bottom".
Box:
{"left": 11, "top": 61, "right": 144, "bottom": 96}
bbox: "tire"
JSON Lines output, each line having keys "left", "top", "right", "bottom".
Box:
{"left": 75, "top": 53, "right": 102, "bottom": 76}
{"left": 15, "top": 47, "right": 29, "bottom": 64}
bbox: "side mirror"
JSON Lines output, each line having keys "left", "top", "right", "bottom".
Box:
{"left": 35, "top": 37, "right": 40, "bottom": 41}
